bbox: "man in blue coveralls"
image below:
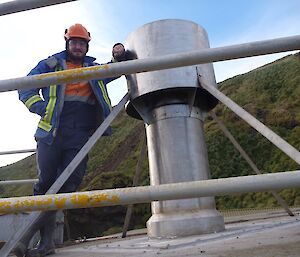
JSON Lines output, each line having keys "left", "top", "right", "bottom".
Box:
{"left": 15, "top": 23, "right": 127, "bottom": 257}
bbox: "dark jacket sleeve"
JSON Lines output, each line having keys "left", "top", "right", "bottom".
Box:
{"left": 18, "top": 60, "right": 48, "bottom": 116}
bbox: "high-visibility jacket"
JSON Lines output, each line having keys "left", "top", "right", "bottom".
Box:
{"left": 19, "top": 50, "right": 117, "bottom": 145}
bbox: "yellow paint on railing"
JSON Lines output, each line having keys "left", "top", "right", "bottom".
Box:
{"left": 1, "top": 201, "right": 12, "bottom": 210}
{"left": 54, "top": 197, "right": 68, "bottom": 209}
{"left": 110, "top": 195, "right": 119, "bottom": 202}
{"left": 0, "top": 191, "right": 120, "bottom": 213}
{"left": 14, "top": 197, "right": 53, "bottom": 209}
{"left": 70, "top": 193, "right": 120, "bottom": 207}
{"left": 36, "top": 64, "right": 109, "bottom": 84}
{"left": 70, "top": 194, "right": 89, "bottom": 207}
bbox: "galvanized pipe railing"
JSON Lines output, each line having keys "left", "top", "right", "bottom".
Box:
{"left": 0, "top": 149, "right": 36, "bottom": 185}
{"left": 0, "top": 0, "right": 76, "bottom": 16}
{"left": 0, "top": 149, "right": 36, "bottom": 156}
{"left": 0, "top": 35, "right": 299, "bottom": 92}
{"left": 0, "top": 149, "right": 37, "bottom": 185}
{"left": 0, "top": 179, "right": 38, "bottom": 186}
{"left": 0, "top": 170, "right": 299, "bottom": 213}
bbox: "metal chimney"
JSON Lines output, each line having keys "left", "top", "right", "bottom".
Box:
{"left": 125, "top": 19, "right": 224, "bottom": 238}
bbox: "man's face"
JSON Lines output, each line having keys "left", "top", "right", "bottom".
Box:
{"left": 67, "top": 37, "right": 88, "bottom": 61}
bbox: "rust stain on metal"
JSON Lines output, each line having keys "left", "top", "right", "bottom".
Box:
{"left": 36, "top": 64, "right": 109, "bottom": 84}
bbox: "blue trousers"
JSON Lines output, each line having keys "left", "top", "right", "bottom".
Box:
{"left": 34, "top": 126, "right": 90, "bottom": 195}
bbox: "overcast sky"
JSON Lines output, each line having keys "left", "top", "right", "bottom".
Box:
{"left": 0, "top": 0, "right": 299, "bottom": 167}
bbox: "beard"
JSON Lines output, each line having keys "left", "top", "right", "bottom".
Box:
{"left": 66, "top": 42, "right": 88, "bottom": 63}
{"left": 67, "top": 50, "right": 86, "bottom": 62}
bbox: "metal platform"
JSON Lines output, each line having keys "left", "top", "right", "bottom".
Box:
{"left": 42, "top": 208, "right": 300, "bottom": 257}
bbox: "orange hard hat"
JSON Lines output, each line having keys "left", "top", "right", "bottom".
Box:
{"left": 64, "top": 23, "right": 91, "bottom": 42}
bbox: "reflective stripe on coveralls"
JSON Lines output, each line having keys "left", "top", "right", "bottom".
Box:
{"left": 37, "top": 66, "right": 62, "bottom": 132}
{"left": 97, "top": 80, "right": 112, "bottom": 111}
{"left": 24, "top": 95, "right": 43, "bottom": 109}
{"left": 37, "top": 85, "right": 57, "bottom": 132}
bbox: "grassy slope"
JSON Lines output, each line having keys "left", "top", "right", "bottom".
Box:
{"left": 206, "top": 53, "right": 300, "bottom": 208}
{"left": 0, "top": 53, "right": 299, "bottom": 238}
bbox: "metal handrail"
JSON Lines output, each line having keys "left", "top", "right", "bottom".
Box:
{"left": 0, "top": 170, "right": 299, "bottom": 213}
{"left": 0, "top": 149, "right": 36, "bottom": 185}
{"left": 0, "top": 149, "right": 37, "bottom": 185}
{"left": 0, "top": 179, "right": 37, "bottom": 185}
{"left": 0, "top": 0, "right": 76, "bottom": 16}
{"left": 0, "top": 149, "right": 36, "bottom": 156}
{"left": 0, "top": 35, "right": 299, "bottom": 93}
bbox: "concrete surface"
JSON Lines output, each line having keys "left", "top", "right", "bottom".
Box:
{"left": 49, "top": 208, "right": 300, "bottom": 257}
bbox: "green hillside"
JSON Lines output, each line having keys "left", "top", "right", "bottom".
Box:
{"left": 207, "top": 53, "right": 300, "bottom": 209}
{"left": 0, "top": 53, "right": 299, "bottom": 239}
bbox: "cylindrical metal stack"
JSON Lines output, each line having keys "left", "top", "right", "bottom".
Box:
{"left": 125, "top": 19, "right": 224, "bottom": 238}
